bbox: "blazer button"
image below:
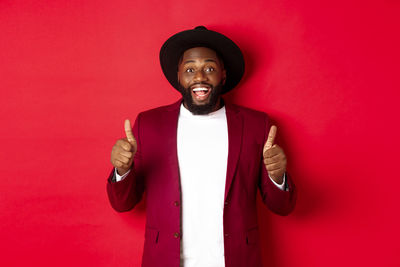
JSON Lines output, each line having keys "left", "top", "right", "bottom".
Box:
{"left": 173, "top": 201, "right": 180, "bottom": 206}
{"left": 174, "top": 232, "right": 180, "bottom": 238}
{"left": 224, "top": 201, "right": 229, "bottom": 205}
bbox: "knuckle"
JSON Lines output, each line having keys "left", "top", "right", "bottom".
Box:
{"left": 123, "top": 163, "right": 131, "bottom": 169}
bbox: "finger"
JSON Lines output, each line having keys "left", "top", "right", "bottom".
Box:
{"left": 117, "top": 155, "right": 131, "bottom": 164}
{"left": 264, "top": 154, "right": 284, "bottom": 165}
{"left": 114, "top": 159, "right": 130, "bottom": 169}
{"left": 121, "top": 141, "right": 132, "bottom": 152}
{"left": 124, "top": 119, "right": 135, "bottom": 143}
{"left": 116, "top": 139, "right": 132, "bottom": 151}
{"left": 265, "top": 162, "right": 283, "bottom": 172}
{"left": 113, "top": 159, "right": 123, "bottom": 168}
{"left": 264, "top": 144, "right": 281, "bottom": 158}
{"left": 119, "top": 150, "right": 133, "bottom": 159}
{"left": 263, "top": 125, "right": 277, "bottom": 153}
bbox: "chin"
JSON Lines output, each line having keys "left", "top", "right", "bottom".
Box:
{"left": 192, "top": 98, "right": 211, "bottom": 106}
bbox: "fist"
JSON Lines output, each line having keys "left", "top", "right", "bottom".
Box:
{"left": 110, "top": 119, "right": 137, "bottom": 175}
{"left": 263, "top": 125, "right": 287, "bottom": 184}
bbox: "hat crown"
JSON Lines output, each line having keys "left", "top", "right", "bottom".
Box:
{"left": 194, "top": 25, "right": 208, "bottom": 30}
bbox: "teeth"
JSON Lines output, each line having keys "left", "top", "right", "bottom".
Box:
{"left": 192, "top": 87, "right": 209, "bottom": 92}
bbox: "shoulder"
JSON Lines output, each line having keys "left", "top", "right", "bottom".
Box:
{"left": 137, "top": 99, "right": 181, "bottom": 120}
{"left": 226, "top": 102, "right": 270, "bottom": 121}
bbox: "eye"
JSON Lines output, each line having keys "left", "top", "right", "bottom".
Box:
{"left": 185, "top": 68, "right": 194, "bottom": 73}
{"left": 205, "top": 67, "right": 215, "bottom": 72}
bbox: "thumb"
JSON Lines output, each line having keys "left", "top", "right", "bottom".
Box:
{"left": 124, "top": 119, "right": 135, "bottom": 144}
{"left": 263, "top": 125, "right": 277, "bottom": 154}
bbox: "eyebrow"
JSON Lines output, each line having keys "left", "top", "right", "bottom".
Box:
{"left": 183, "top": 59, "right": 218, "bottom": 64}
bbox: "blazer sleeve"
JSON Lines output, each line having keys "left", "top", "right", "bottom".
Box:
{"left": 106, "top": 113, "right": 145, "bottom": 212}
{"left": 258, "top": 114, "right": 297, "bottom": 216}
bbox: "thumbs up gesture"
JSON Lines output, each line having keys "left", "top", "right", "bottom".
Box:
{"left": 110, "top": 119, "right": 137, "bottom": 176}
{"left": 263, "top": 125, "right": 287, "bottom": 184}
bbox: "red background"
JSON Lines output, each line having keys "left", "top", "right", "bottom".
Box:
{"left": 1, "top": 0, "right": 399, "bottom": 266}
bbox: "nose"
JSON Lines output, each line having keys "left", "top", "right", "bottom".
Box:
{"left": 193, "top": 70, "right": 208, "bottom": 83}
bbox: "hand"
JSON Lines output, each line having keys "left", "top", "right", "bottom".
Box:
{"left": 263, "top": 125, "right": 287, "bottom": 184}
{"left": 110, "top": 119, "right": 137, "bottom": 176}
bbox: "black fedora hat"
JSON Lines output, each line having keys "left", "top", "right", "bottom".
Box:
{"left": 159, "top": 26, "right": 245, "bottom": 94}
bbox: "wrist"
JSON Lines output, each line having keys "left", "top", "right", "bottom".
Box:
{"left": 270, "top": 174, "right": 284, "bottom": 185}
{"left": 116, "top": 168, "right": 130, "bottom": 176}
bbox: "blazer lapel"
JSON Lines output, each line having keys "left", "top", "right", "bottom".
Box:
{"left": 162, "top": 99, "right": 183, "bottom": 188}
{"left": 224, "top": 103, "right": 243, "bottom": 202}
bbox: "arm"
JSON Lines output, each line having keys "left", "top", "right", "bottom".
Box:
{"left": 106, "top": 114, "right": 145, "bottom": 212}
{"left": 259, "top": 166, "right": 296, "bottom": 215}
{"left": 258, "top": 116, "right": 297, "bottom": 215}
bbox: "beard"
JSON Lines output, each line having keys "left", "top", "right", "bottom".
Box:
{"left": 177, "top": 82, "right": 224, "bottom": 115}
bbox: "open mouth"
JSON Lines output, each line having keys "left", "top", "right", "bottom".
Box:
{"left": 191, "top": 85, "right": 211, "bottom": 101}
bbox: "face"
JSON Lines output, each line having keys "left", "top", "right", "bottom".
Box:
{"left": 177, "top": 47, "right": 226, "bottom": 115}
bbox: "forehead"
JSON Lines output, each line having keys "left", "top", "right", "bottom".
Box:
{"left": 181, "top": 47, "right": 220, "bottom": 63}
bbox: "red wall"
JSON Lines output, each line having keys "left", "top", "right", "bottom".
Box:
{"left": 1, "top": 1, "right": 399, "bottom": 266}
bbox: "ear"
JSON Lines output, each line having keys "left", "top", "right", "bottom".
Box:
{"left": 222, "top": 69, "right": 227, "bottom": 85}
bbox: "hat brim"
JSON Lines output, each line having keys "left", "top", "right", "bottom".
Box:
{"left": 159, "top": 27, "right": 245, "bottom": 94}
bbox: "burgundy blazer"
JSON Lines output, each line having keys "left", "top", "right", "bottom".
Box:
{"left": 107, "top": 99, "right": 296, "bottom": 267}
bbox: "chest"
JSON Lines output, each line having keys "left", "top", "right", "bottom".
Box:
{"left": 177, "top": 116, "right": 228, "bottom": 164}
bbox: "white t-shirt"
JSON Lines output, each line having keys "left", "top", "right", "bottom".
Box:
{"left": 177, "top": 104, "right": 229, "bottom": 267}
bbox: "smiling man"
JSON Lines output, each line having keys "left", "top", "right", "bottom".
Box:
{"left": 107, "top": 26, "right": 296, "bottom": 267}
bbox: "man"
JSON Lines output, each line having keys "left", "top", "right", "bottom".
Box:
{"left": 107, "top": 26, "right": 296, "bottom": 267}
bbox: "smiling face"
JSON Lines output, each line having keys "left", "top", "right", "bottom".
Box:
{"left": 177, "top": 47, "right": 226, "bottom": 115}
